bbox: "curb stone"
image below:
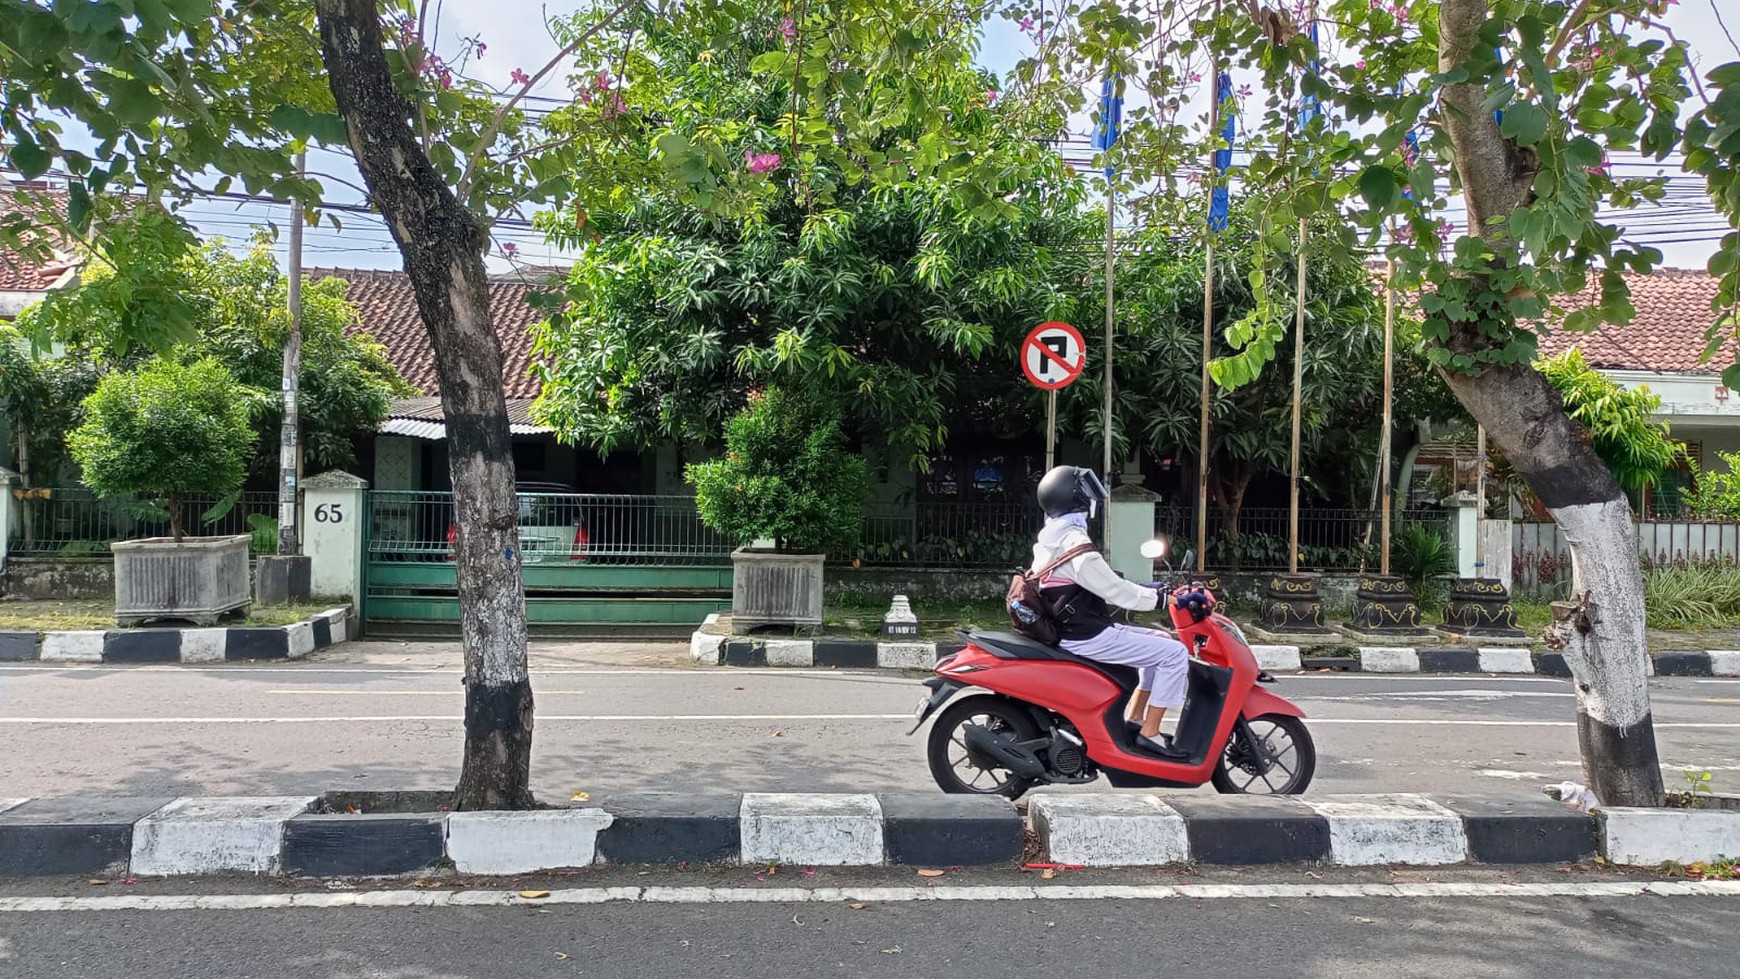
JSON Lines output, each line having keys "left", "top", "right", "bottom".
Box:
{"left": 1, "top": 607, "right": 355, "bottom": 665}
{"left": 0, "top": 791, "right": 1724, "bottom": 876}
{"left": 686, "top": 628, "right": 1738, "bottom": 677}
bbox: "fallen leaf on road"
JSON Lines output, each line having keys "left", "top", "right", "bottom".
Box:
{"left": 802, "top": 867, "right": 816, "bottom": 876}
{"left": 848, "top": 903, "right": 868, "bottom": 910}
{"left": 1041, "top": 869, "right": 1057, "bottom": 880}
{"left": 1355, "top": 917, "right": 1374, "bottom": 924}
{"left": 792, "top": 914, "right": 805, "bottom": 926}
{"left": 734, "top": 686, "right": 745, "bottom": 691}
{"left": 917, "top": 869, "right": 945, "bottom": 878}
{"left": 1305, "top": 871, "right": 1322, "bottom": 879}
{"left": 519, "top": 890, "right": 551, "bottom": 900}
{"left": 881, "top": 946, "right": 902, "bottom": 955}
{"left": 87, "top": 880, "right": 106, "bottom": 886}
{"left": 572, "top": 791, "right": 590, "bottom": 803}
{"left": 555, "top": 953, "right": 571, "bottom": 961}
{"left": 772, "top": 730, "right": 784, "bottom": 737}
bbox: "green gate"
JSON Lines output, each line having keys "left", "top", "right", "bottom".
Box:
{"left": 361, "top": 490, "right": 731, "bottom": 635}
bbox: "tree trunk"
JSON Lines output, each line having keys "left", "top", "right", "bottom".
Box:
{"left": 1437, "top": 0, "right": 1661, "bottom": 806}
{"left": 167, "top": 491, "right": 184, "bottom": 542}
{"left": 314, "top": 0, "right": 535, "bottom": 810}
{"left": 1213, "top": 464, "right": 1253, "bottom": 570}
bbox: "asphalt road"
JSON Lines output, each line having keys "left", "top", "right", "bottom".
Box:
{"left": 3, "top": 639, "right": 1739, "bottom": 799}
{"left": 0, "top": 880, "right": 1733, "bottom": 979}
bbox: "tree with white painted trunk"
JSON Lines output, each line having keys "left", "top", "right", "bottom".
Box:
{"left": 1007, "top": 0, "right": 1739, "bottom": 804}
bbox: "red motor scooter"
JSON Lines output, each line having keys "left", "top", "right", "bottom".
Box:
{"left": 909, "top": 544, "right": 1315, "bottom": 798}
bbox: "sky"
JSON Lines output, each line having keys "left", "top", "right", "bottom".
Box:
{"left": 155, "top": 0, "right": 1740, "bottom": 275}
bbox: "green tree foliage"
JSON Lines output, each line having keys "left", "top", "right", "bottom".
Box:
{"left": 1536, "top": 349, "right": 1682, "bottom": 494}
{"left": 69, "top": 359, "right": 256, "bottom": 540}
{"left": 533, "top": 18, "right": 1087, "bottom": 461}
{"left": 1061, "top": 205, "right": 1390, "bottom": 536}
{"left": 18, "top": 231, "right": 408, "bottom": 482}
{"left": 686, "top": 389, "right": 869, "bottom": 554}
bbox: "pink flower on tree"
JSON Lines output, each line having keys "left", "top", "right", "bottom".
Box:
{"left": 1356, "top": 59, "right": 1367, "bottom": 69}
{"left": 1393, "top": 223, "right": 1416, "bottom": 244}
{"left": 780, "top": 17, "right": 797, "bottom": 41}
{"left": 1236, "top": 83, "right": 1252, "bottom": 99}
{"left": 745, "top": 150, "right": 783, "bottom": 173}
{"left": 502, "top": 242, "right": 518, "bottom": 259}
{"left": 1188, "top": 71, "right": 1202, "bottom": 83}
{"left": 595, "top": 71, "right": 614, "bottom": 91}
{"left": 1018, "top": 16, "right": 1036, "bottom": 32}
{"left": 1437, "top": 219, "right": 1455, "bottom": 238}
{"left": 510, "top": 67, "right": 532, "bottom": 86}
{"left": 984, "top": 89, "right": 999, "bottom": 102}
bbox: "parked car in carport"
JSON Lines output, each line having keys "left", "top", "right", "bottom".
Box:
{"left": 447, "top": 482, "right": 588, "bottom": 562}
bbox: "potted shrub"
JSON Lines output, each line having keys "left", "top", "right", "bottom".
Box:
{"left": 687, "top": 389, "right": 867, "bottom": 630}
{"left": 69, "top": 358, "right": 258, "bottom": 625}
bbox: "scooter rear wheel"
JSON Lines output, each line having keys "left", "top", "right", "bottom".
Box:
{"left": 926, "top": 697, "right": 1041, "bottom": 799}
{"left": 1211, "top": 713, "right": 1315, "bottom": 795}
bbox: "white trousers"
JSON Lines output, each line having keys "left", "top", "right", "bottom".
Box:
{"left": 1061, "top": 625, "right": 1190, "bottom": 709}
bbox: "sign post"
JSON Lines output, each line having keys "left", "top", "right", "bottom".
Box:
{"left": 1021, "top": 322, "right": 1087, "bottom": 471}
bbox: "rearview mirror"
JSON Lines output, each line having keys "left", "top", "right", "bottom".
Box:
{"left": 1180, "top": 548, "right": 1196, "bottom": 572}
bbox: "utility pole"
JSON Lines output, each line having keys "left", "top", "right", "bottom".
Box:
{"left": 277, "top": 151, "right": 305, "bottom": 557}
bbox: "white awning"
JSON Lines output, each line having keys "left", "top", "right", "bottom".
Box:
{"left": 378, "top": 417, "right": 554, "bottom": 440}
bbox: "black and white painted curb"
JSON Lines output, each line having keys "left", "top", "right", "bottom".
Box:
{"left": 0, "top": 792, "right": 1019, "bottom": 878}
{"left": 0, "top": 607, "right": 354, "bottom": 665}
{"left": 691, "top": 622, "right": 1740, "bottom": 678}
{"left": 1, "top": 791, "right": 1731, "bottom": 878}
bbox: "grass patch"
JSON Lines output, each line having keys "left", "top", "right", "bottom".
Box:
{"left": 1511, "top": 599, "right": 1554, "bottom": 635}
{"left": 823, "top": 598, "right": 1009, "bottom": 639}
{"left": 1644, "top": 565, "right": 1740, "bottom": 630}
{"left": 0, "top": 599, "right": 340, "bottom": 633}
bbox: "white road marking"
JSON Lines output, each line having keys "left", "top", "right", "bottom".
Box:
{"left": 1303, "top": 690, "right": 1575, "bottom": 701}
{"left": 0, "top": 666, "right": 905, "bottom": 678}
{"left": 1475, "top": 769, "right": 1552, "bottom": 780}
{"left": 0, "top": 714, "right": 916, "bottom": 724}
{"left": 0, "top": 880, "right": 1735, "bottom": 913}
{"left": 0, "top": 715, "right": 1738, "bottom": 729}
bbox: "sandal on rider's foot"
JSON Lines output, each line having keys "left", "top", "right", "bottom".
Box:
{"left": 1137, "top": 733, "right": 1188, "bottom": 761}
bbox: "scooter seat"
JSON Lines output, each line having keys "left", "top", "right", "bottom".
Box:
{"left": 967, "top": 631, "right": 1141, "bottom": 691}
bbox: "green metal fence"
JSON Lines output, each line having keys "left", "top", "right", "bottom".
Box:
{"left": 10, "top": 488, "right": 280, "bottom": 556}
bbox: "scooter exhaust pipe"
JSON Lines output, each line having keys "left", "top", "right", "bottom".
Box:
{"left": 963, "top": 725, "right": 1046, "bottom": 779}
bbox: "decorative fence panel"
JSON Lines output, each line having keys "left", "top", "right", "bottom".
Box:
{"left": 1512, "top": 519, "right": 1740, "bottom": 598}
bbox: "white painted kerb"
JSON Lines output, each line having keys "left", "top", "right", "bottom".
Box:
{"left": 690, "top": 629, "right": 725, "bottom": 666}
{"left": 1477, "top": 648, "right": 1535, "bottom": 673}
{"left": 1031, "top": 793, "right": 1190, "bottom": 867}
{"left": 1252, "top": 645, "right": 1303, "bottom": 672}
{"left": 40, "top": 631, "right": 105, "bottom": 663}
{"left": 740, "top": 793, "right": 883, "bottom": 866}
{"left": 1305, "top": 793, "right": 1469, "bottom": 866}
{"left": 1600, "top": 808, "right": 1740, "bottom": 866}
{"left": 130, "top": 797, "right": 316, "bottom": 876}
{"left": 1709, "top": 651, "right": 1740, "bottom": 677}
{"left": 447, "top": 809, "right": 616, "bottom": 874}
{"left": 1358, "top": 647, "right": 1420, "bottom": 673}
{"left": 763, "top": 640, "right": 814, "bottom": 667}
{"left": 179, "top": 629, "right": 228, "bottom": 664}
{"left": 0, "top": 799, "right": 27, "bottom": 816}
{"left": 878, "top": 642, "right": 935, "bottom": 670}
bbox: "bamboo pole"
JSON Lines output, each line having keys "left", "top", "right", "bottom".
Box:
{"left": 1380, "top": 255, "right": 1396, "bottom": 576}
{"left": 1288, "top": 216, "right": 1306, "bottom": 576}
{"left": 1103, "top": 182, "right": 1116, "bottom": 535}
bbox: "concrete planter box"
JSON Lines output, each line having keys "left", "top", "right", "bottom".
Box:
{"left": 110, "top": 535, "right": 253, "bottom": 626}
{"left": 731, "top": 549, "right": 824, "bottom": 630}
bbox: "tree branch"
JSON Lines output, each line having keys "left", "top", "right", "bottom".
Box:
{"left": 1437, "top": 0, "right": 1531, "bottom": 238}
{"left": 455, "top": 0, "right": 640, "bottom": 200}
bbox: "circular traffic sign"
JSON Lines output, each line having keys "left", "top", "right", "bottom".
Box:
{"left": 1021, "top": 321, "right": 1087, "bottom": 391}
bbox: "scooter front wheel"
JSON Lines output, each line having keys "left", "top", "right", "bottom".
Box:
{"left": 1211, "top": 713, "right": 1315, "bottom": 795}
{"left": 926, "top": 697, "right": 1040, "bottom": 799}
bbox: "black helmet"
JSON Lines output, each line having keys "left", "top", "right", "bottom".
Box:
{"left": 1037, "top": 466, "right": 1108, "bottom": 518}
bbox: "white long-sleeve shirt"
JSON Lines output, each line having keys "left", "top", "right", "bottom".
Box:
{"left": 1030, "top": 518, "right": 1159, "bottom": 613}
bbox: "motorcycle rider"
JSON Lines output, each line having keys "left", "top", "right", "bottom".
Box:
{"left": 1031, "top": 465, "right": 1191, "bottom": 761}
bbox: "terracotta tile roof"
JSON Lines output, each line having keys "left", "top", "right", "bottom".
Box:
{"left": 1534, "top": 269, "right": 1730, "bottom": 374}
{"left": 309, "top": 268, "right": 552, "bottom": 397}
{"left": 0, "top": 183, "right": 80, "bottom": 293}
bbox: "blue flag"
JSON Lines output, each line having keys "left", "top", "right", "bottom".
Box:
{"left": 1209, "top": 71, "right": 1234, "bottom": 232}
{"left": 1298, "top": 22, "right": 1321, "bottom": 130}
{"left": 1092, "top": 73, "right": 1123, "bottom": 178}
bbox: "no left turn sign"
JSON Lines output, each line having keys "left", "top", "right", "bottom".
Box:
{"left": 1021, "top": 321, "right": 1087, "bottom": 391}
